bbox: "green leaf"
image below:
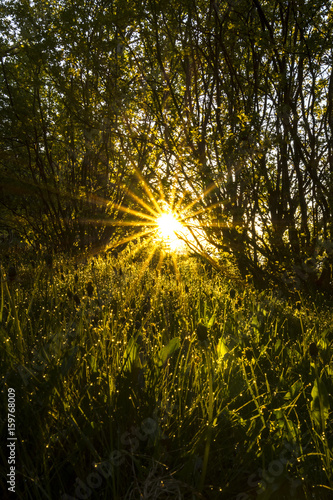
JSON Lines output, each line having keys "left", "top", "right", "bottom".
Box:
{"left": 284, "top": 379, "right": 303, "bottom": 400}
{"left": 310, "top": 378, "right": 330, "bottom": 430}
{"left": 123, "top": 338, "right": 138, "bottom": 372}
{"left": 207, "top": 314, "right": 215, "bottom": 329}
{"left": 217, "top": 336, "right": 229, "bottom": 359}
{"left": 158, "top": 337, "right": 180, "bottom": 366}
{"left": 274, "top": 339, "right": 282, "bottom": 353}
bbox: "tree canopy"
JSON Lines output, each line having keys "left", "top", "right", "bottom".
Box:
{"left": 1, "top": 0, "right": 333, "bottom": 287}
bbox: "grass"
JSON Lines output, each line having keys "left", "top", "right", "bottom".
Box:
{"left": 0, "top": 243, "right": 332, "bottom": 499}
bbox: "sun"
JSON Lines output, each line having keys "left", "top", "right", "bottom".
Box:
{"left": 156, "top": 211, "right": 185, "bottom": 250}
{"left": 85, "top": 169, "right": 219, "bottom": 263}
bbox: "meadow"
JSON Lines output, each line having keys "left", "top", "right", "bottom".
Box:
{"left": 0, "top": 243, "right": 332, "bottom": 499}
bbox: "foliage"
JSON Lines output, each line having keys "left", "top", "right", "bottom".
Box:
{"left": 131, "top": 0, "right": 333, "bottom": 283}
{"left": 1, "top": 0, "right": 333, "bottom": 285}
{"left": 2, "top": 3, "right": 333, "bottom": 499}
{"left": 0, "top": 0, "right": 148, "bottom": 250}
{"left": 0, "top": 250, "right": 332, "bottom": 499}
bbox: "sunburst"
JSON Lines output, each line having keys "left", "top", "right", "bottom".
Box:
{"left": 80, "top": 166, "right": 227, "bottom": 278}
{"left": 154, "top": 206, "right": 185, "bottom": 251}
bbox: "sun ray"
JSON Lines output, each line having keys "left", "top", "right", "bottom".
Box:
{"left": 84, "top": 193, "right": 112, "bottom": 207}
{"left": 121, "top": 154, "right": 162, "bottom": 215}
{"left": 157, "top": 176, "right": 167, "bottom": 205}
{"left": 134, "top": 170, "right": 162, "bottom": 214}
{"left": 180, "top": 200, "right": 225, "bottom": 221}
{"left": 173, "top": 188, "right": 190, "bottom": 214}
{"left": 81, "top": 218, "right": 158, "bottom": 227}
{"left": 156, "top": 246, "right": 166, "bottom": 274}
{"left": 181, "top": 223, "right": 221, "bottom": 271}
{"left": 177, "top": 181, "right": 220, "bottom": 218}
{"left": 122, "top": 242, "right": 160, "bottom": 309}
{"left": 127, "top": 233, "right": 156, "bottom": 260}
{"left": 122, "top": 185, "right": 160, "bottom": 218}
{"left": 170, "top": 251, "right": 181, "bottom": 283}
{"left": 107, "top": 201, "right": 157, "bottom": 222}
{"left": 105, "top": 227, "right": 157, "bottom": 251}
{"left": 77, "top": 159, "right": 228, "bottom": 276}
{"left": 118, "top": 124, "right": 162, "bottom": 214}
{"left": 168, "top": 175, "right": 179, "bottom": 212}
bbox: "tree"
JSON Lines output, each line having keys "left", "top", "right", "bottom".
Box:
{"left": 132, "top": 0, "right": 333, "bottom": 286}
{"left": 1, "top": 0, "right": 333, "bottom": 288}
{"left": 0, "top": 0, "right": 148, "bottom": 251}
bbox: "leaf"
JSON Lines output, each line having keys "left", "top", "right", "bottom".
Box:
{"left": 123, "top": 338, "right": 138, "bottom": 372}
{"left": 251, "top": 315, "right": 260, "bottom": 329}
{"left": 284, "top": 380, "right": 303, "bottom": 401}
{"left": 217, "top": 336, "right": 229, "bottom": 359}
{"left": 274, "top": 338, "right": 282, "bottom": 353}
{"left": 207, "top": 314, "right": 215, "bottom": 329}
{"left": 158, "top": 337, "right": 180, "bottom": 366}
{"left": 310, "top": 378, "right": 330, "bottom": 429}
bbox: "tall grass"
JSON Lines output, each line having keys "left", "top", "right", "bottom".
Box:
{"left": 0, "top": 245, "right": 332, "bottom": 499}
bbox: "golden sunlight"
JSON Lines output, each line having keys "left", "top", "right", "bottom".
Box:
{"left": 85, "top": 167, "right": 220, "bottom": 264}
{"left": 156, "top": 211, "right": 185, "bottom": 250}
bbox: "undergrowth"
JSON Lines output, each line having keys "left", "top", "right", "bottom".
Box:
{"left": 0, "top": 244, "right": 332, "bottom": 499}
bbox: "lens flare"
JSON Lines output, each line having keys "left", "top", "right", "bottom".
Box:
{"left": 156, "top": 211, "right": 184, "bottom": 249}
